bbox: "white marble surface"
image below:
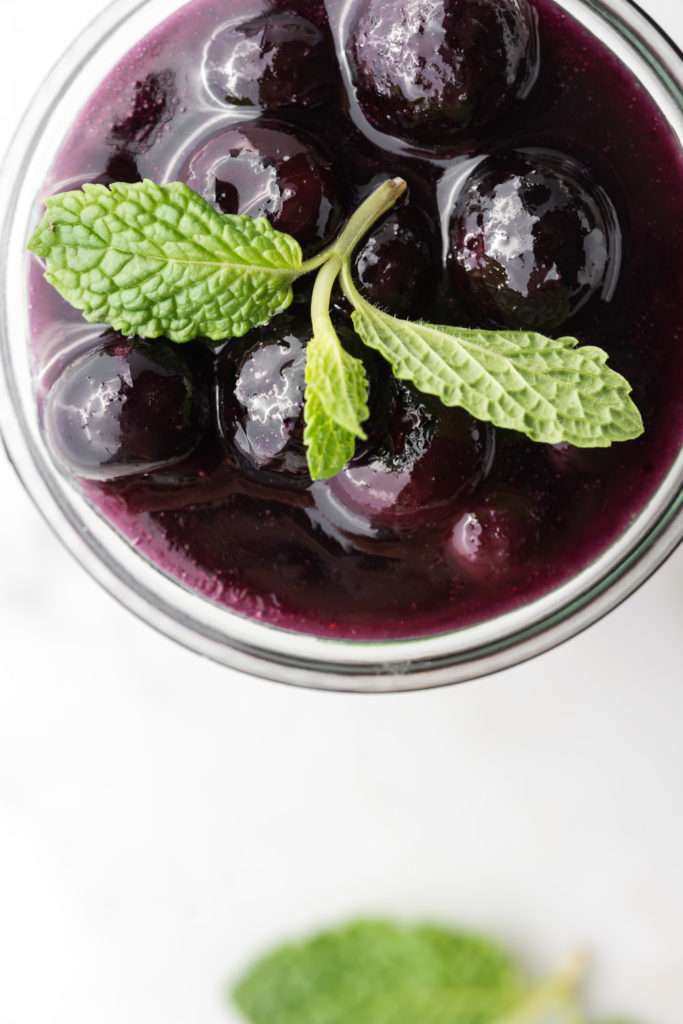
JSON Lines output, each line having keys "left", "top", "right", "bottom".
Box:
{"left": 0, "top": 1, "right": 681, "bottom": 1021}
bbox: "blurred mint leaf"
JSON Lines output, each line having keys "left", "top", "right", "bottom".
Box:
{"left": 303, "top": 320, "right": 369, "bottom": 479}
{"left": 341, "top": 265, "right": 643, "bottom": 448}
{"left": 233, "top": 920, "right": 528, "bottom": 1024}
{"left": 28, "top": 180, "right": 304, "bottom": 343}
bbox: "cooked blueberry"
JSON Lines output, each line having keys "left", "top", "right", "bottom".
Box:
{"left": 217, "top": 315, "right": 387, "bottom": 483}
{"left": 59, "top": 151, "right": 142, "bottom": 191}
{"left": 108, "top": 70, "right": 177, "bottom": 150}
{"left": 182, "top": 120, "right": 342, "bottom": 252}
{"left": 87, "top": 151, "right": 142, "bottom": 187}
{"left": 348, "top": 0, "right": 537, "bottom": 145}
{"left": 217, "top": 317, "right": 310, "bottom": 481}
{"left": 204, "top": 13, "right": 336, "bottom": 112}
{"left": 450, "top": 153, "right": 619, "bottom": 331}
{"left": 46, "top": 338, "right": 209, "bottom": 480}
{"left": 327, "top": 381, "right": 494, "bottom": 532}
{"left": 445, "top": 490, "right": 540, "bottom": 584}
{"left": 354, "top": 206, "right": 437, "bottom": 316}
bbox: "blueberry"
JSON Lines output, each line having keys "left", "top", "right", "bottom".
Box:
{"left": 204, "top": 13, "right": 336, "bottom": 112}
{"left": 354, "top": 206, "right": 437, "bottom": 317}
{"left": 46, "top": 337, "right": 209, "bottom": 480}
{"left": 217, "top": 314, "right": 388, "bottom": 484}
{"left": 450, "top": 153, "right": 619, "bottom": 331}
{"left": 348, "top": 0, "right": 537, "bottom": 145}
{"left": 108, "top": 70, "right": 177, "bottom": 151}
{"left": 182, "top": 120, "right": 342, "bottom": 253}
{"left": 445, "top": 490, "right": 540, "bottom": 585}
{"left": 327, "top": 381, "right": 494, "bottom": 532}
{"left": 88, "top": 151, "right": 142, "bottom": 187}
{"left": 217, "top": 317, "right": 310, "bottom": 481}
{"left": 59, "top": 151, "right": 142, "bottom": 191}
{"left": 80, "top": 71, "right": 178, "bottom": 189}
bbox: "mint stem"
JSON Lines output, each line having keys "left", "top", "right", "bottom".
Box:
{"left": 309, "top": 177, "right": 407, "bottom": 349}
{"left": 307, "top": 177, "right": 407, "bottom": 276}
{"left": 333, "top": 177, "right": 407, "bottom": 260}
{"left": 496, "top": 952, "right": 587, "bottom": 1024}
{"left": 338, "top": 255, "right": 365, "bottom": 309}
{"left": 305, "top": 178, "right": 409, "bottom": 449}
{"left": 311, "top": 254, "right": 343, "bottom": 337}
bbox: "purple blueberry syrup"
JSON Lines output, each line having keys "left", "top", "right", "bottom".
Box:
{"left": 29, "top": 0, "right": 683, "bottom": 639}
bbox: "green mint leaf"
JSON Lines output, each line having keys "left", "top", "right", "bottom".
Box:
{"left": 305, "top": 322, "right": 369, "bottom": 439}
{"left": 341, "top": 266, "right": 643, "bottom": 447}
{"left": 233, "top": 920, "right": 528, "bottom": 1024}
{"left": 303, "top": 389, "right": 358, "bottom": 481}
{"left": 28, "top": 180, "right": 304, "bottom": 343}
{"left": 303, "top": 324, "right": 368, "bottom": 479}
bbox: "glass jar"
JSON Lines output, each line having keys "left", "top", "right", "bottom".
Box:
{"left": 0, "top": 0, "right": 681, "bottom": 691}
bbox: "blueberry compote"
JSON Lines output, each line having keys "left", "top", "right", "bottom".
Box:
{"left": 29, "top": 0, "right": 683, "bottom": 639}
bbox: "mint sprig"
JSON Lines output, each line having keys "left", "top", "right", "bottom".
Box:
{"left": 28, "top": 180, "right": 314, "bottom": 343}
{"left": 232, "top": 920, "right": 635, "bottom": 1024}
{"left": 28, "top": 177, "right": 644, "bottom": 479}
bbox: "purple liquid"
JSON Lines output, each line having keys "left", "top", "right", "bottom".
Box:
{"left": 29, "top": 0, "right": 683, "bottom": 639}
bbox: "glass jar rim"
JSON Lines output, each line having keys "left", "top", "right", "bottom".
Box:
{"left": 0, "top": 0, "right": 681, "bottom": 692}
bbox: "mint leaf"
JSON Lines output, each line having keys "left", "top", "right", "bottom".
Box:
{"left": 305, "top": 323, "right": 369, "bottom": 439}
{"left": 233, "top": 920, "right": 528, "bottom": 1024}
{"left": 303, "top": 319, "right": 369, "bottom": 479}
{"left": 341, "top": 264, "right": 643, "bottom": 448}
{"left": 303, "top": 390, "right": 358, "bottom": 481}
{"left": 28, "top": 180, "right": 304, "bottom": 343}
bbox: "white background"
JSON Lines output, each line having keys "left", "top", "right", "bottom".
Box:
{"left": 1, "top": 1, "right": 682, "bottom": 1021}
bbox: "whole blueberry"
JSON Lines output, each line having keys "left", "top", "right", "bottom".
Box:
{"left": 327, "top": 380, "right": 494, "bottom": 532}
{"left": 450, "top": 152, "right": 619, "bottom": 331}
{"left": 445, "top": 490, "right": 541, "bottom": 585}
{"left": 217, "top": 314, "right": 388, "bottom": 484}
{"left": 354, "top": 205, "right": 437, "bottom": 317}
{"left": 218, "top": 317, "right": 311, "bottom": 481}
{"left": 46, "top": 337, "right": 210, "bottom": 480}
{"left": 348, "top": 0, "right": 537, "bottom": 145}
{"left": 204, "top": 13, "right": 337, "bottom": 112}
{"left": 182, "top": 120, "right": 342, "bottom": 253}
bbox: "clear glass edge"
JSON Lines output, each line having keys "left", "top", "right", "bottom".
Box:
{"left": 0, "top": 0, "right": 681, "bottom": 692}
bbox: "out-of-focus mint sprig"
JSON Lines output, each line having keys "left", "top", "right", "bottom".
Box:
{"left": 232, "top": 920, "right": 645, "bottom": 1024}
